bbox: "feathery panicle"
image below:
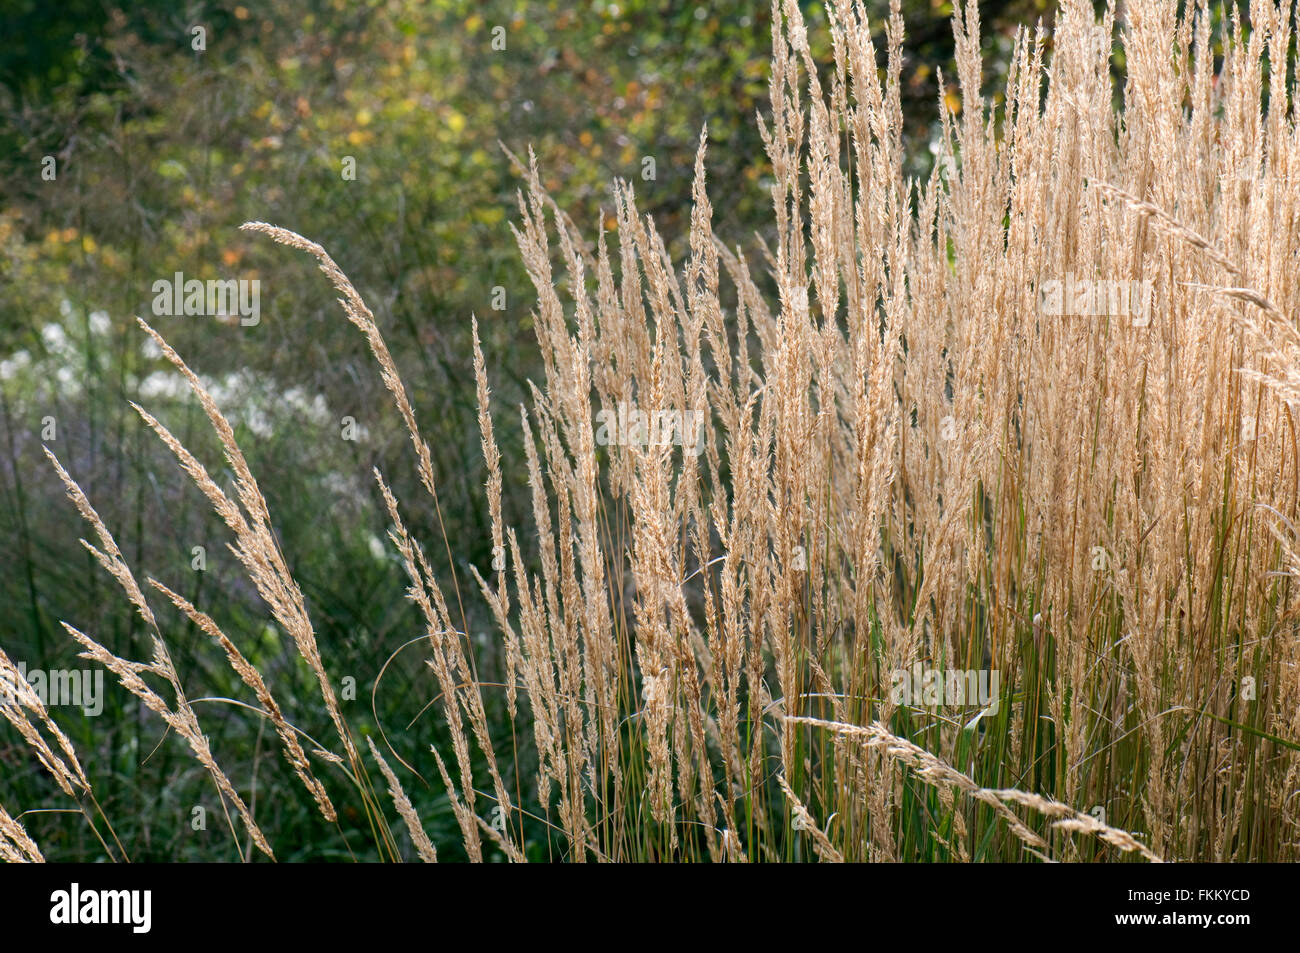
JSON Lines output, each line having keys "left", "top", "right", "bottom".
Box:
{"left": 367, "top": 736, "right": 437, "bottom": 863}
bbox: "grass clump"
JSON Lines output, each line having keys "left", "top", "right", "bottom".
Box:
{"left": 6, "top": 0, "right": 1300, "bottom": 862}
